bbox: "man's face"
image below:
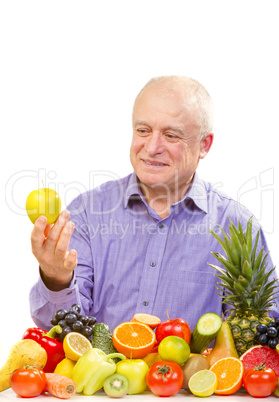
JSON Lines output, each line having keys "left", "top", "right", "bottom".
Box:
{"left": 130, "top": 82, "right": 209, "bottom": 199}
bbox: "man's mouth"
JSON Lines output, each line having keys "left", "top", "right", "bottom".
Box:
{"left": 142, "top": 159, "right": 168, "bottom": 166}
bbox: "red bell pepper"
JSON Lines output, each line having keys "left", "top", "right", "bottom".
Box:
{"left": 22, "top": 325, "right": 65, "bottom": 373}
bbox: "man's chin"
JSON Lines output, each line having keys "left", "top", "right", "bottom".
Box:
{"left": 136, "top": 173, "right": 172, "bottom": 191}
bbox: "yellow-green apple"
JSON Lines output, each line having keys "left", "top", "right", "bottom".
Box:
{"left": 26, "top": 188, "right": 61, "bottom": 224}
{"left": 116, "top": 359, "right": 149, "bottom": 394}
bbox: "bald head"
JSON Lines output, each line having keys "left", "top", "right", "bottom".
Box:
{"left": 134, "top": 76, "right": 214, "bottom": 139}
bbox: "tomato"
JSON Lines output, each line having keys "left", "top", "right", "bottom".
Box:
{"left": 243, "top": 363, "right": 278, "bottom": 398}
{"left": 146, "top": 360, "right": 184, "bottom": 397}
{"left": 10, "top": 366, "right": 47, "bottom": 397}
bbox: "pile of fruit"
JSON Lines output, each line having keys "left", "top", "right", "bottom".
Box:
{"left": 1, "top": 308, "right": 279, "bottom": 399}
{"left": 2, "top": 205, "right": 278, "bottom": 398}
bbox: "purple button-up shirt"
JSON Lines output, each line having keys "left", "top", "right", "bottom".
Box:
{"left": 29, "top": 172, "right": 279, "bottom": 331}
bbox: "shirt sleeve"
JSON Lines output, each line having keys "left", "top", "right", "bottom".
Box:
{"left": 29, "top": 193, "right": 95, "bottom": 330}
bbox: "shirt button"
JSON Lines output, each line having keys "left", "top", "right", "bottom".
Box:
{"left": 159, "top": 224, "right": 164, "bottom": 229}
{"left": 150, "top": 262, "right": 156, "bottom": 267}
{"left": 143, "top": 301, "right": 149, "bottom": 306}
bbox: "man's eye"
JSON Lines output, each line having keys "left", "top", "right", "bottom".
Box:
{"left": 137, "top": 129, "right": 149, "bottom": 135}
{"left": 166, "top": 134, "right": 178, "bottom": 140}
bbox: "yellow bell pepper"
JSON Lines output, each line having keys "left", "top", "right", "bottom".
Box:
{"left": 71, "top": 348, "right": 126, "bottom": 395}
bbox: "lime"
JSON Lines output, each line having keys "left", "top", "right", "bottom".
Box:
{"left": 158, "top": 335, "right": 190, "bottom": 366}
{"left": 274, "top": 379, "right": 279, "bottom": 397}
{"left": 63, "top": 332, "right": 92, "bottom": 361}
{"left": 188, "top": 369, "right": 218, "bottom": 397}
{"left": 54, "top": 357, "right": 76, "bottom": 378}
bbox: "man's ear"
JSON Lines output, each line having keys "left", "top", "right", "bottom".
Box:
{"left": 199, "top": 133, "right": 214, "bottom": 159}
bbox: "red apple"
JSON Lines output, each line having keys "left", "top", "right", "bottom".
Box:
{"left": 155, "top": 318, "right": 191, "bottom": 345}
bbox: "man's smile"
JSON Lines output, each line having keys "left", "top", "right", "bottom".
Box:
{"left": 141, "top": 158, "right": 169, "bottom": 167}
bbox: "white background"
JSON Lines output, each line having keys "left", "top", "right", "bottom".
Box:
{"left": 1, "top": 1, "right": 279, "bottom": 368}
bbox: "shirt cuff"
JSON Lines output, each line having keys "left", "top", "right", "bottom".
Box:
{"left": 37, "top": 270, "right": 78, "bottom": 303}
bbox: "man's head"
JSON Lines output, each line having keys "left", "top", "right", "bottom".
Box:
{"left": 129, "top": 75, "right": 214, "bottom": 203}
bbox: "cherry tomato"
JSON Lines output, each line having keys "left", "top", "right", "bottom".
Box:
{"left": 146, "top": 360, "right": 183, "bottom": 397}
{"left": 10, "top": 366, "right": 46, "bottom": 397}
{"left": 243, "top": 362, "right": 278, "bottom": 398}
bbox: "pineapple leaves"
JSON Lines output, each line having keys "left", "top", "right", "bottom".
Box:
{"left": 245, "top": 216, "right": 253, "bottom": 255}
{"left": 209, "top": 217, "right": 279, "bottom": 315}
{"left": 253, "top": 247, "right": 264, "bottom": 271}
{"left": 242, "top": 260, "right": 253, "bottom": 281}
{"left": 209, "top": 253, "right": 239, "bottom": 278}
{"left": 251, "top": 231, "right": 260, "bottom": 266}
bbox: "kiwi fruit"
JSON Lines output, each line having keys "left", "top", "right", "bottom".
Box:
{"left": 103, "top": 373, "right": 129, "bottom": 398}
{"left": 182, "top": 354, "right": 209, "bottom": 389}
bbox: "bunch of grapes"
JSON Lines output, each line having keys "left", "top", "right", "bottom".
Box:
{"left": 51, "top": 303, "right": 97, "bottom": 342}
{"left": 255, "top": 318, "right": 279, "bottom": 349}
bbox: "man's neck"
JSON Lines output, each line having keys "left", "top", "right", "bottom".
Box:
{"left": 139, "top": 176, "right": 194, "bottom": 219}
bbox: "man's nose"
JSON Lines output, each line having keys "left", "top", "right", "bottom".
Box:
{"left": 145, "top": 132, "right": 165, "bottom": 155}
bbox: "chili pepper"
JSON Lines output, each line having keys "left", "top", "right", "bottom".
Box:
{"left": 22, "top": 325, "right": 65, "bottom": 373}
{"left": 71, "top": 348, "right": 126, "bottom": 395}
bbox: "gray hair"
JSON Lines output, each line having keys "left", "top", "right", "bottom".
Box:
{"left": 135, "top": 75, "right": 214, "bottom": 140}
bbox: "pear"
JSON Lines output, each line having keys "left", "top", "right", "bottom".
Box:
{"left": 206, "top": 320, "right": 238, "bottom": 367}
{"left": 0, "top": 339, "right": 47, "bottom": 392}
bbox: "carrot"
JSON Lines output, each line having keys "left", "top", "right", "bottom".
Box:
{"left": 45, "top": 373, "right": 76, "bottom": 399}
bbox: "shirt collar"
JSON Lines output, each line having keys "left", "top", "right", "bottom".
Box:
{"left": 181, "top": 172, "right": 208, "bottom": 214}
{"left": 124, "top": 172, "right": 144, "bottom": 208}
{"left": 124, "top": 171, "right": 208, "bottom": 213}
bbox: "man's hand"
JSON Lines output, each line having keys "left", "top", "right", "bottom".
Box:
{"left": 31, "top": 210, "right": 77, "bottom": 291}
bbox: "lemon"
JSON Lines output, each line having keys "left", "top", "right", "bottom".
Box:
{"left": 54, "top": 357, "right": 76, "bottom": 378}
{"left": 276, "top": 343, "right": 279, "bottom": 354}
{"left": 188, "top": 369, "right": 217, "bottom": 397}
{"left": 63, "top": 332, "right": 92, "bottom": 361}
{"left": 142, "top": 353, "right": 161, "bottom": 368}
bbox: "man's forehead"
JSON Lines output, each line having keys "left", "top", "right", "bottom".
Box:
{"left": 134, "top": 81, "right": 194, "bottom": 114}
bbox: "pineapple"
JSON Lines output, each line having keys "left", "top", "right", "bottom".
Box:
{"left": 208, "top": 217, "right": 278, "bottom": 356}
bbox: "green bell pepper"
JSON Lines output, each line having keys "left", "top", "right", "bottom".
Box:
{"left": 71, "top": 348, "right": 126, "bottom": 395}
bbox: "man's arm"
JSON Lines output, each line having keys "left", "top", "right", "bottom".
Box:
{"left": 29, "top": 194, "right": 95, "bottom": 330}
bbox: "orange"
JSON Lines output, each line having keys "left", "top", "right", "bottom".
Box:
{"left": 112, "top": 321, "right": 156, "bottom": 358}
{"left": 209, "top": 356, "right": 244, "bottom": 395}
{"left": 131, "top": 313, "right": 161, "bottom": 329}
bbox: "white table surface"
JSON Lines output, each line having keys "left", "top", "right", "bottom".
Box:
{"left": 1, "top": 387, "right": 278, "bottom": 400}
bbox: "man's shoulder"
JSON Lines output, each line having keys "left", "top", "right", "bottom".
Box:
{"left": 92, "top": 173, "right": 132, "bottom": 195}
{"left": 67, "top": 173, "right": 133, "bottom": 212}
{"left": 201, "top": 177, "right": 261, "bottom": 231}
{"left": 203, "top": 179, "right": 236, "bottom": 204}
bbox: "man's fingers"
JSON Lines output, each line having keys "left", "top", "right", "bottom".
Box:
{"left": 55, "top": 221, "right": 75, "bottom": 257}
{"left": 31, "top": 216, "right": 48, "bottom": 256}
{"left": 44, "top": 210, "right": 70, "bottom": 252}
{"left": 64, "top": 249, "right": 78, "bottom": 270}
{"left": 44, "top": 224, "right": 53, "bottom": 238}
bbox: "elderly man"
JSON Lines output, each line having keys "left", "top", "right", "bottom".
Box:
{"left": 29, "top": 76, "right": 278, "bottom": 332}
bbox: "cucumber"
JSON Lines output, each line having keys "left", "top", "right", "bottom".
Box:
{"left": 92, "top": 323, "right": 119, "bottom": 358}
{"left": 190, "top": 313, "right": 222, "bottom": 353}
